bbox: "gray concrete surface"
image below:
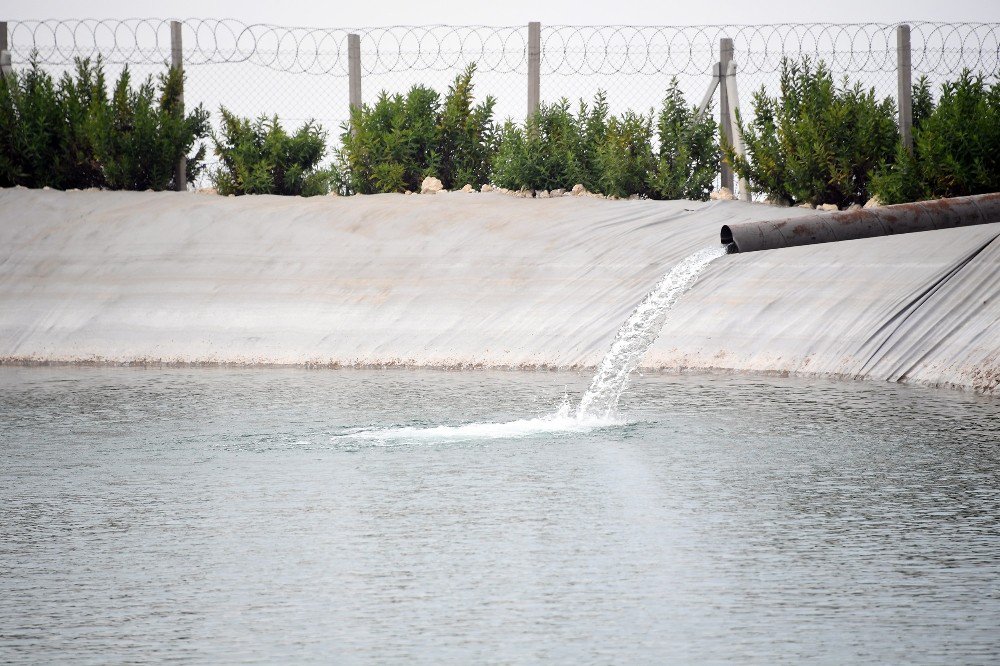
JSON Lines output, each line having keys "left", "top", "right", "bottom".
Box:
{"left": 1, "top": 188, "right": 997, "bottom": 394}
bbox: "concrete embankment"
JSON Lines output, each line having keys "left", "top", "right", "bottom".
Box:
{"left": 1, "top": 188, "right": 998, "bottom": 394}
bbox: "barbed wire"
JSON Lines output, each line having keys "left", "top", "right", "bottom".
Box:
{"left": 7, "top": 20, "right": 999, "bottom": 77}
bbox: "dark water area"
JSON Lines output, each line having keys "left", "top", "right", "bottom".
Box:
{"left": 2, "top": 367, "right": 999, "bottom": 663}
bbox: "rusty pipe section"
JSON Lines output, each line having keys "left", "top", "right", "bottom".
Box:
{"left": 721, "top": 193, "right": 1000, "bottom": 253}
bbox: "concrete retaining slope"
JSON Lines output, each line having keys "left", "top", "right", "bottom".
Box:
{"left": 1, "top": 188, "right": 998, "bottom": 394}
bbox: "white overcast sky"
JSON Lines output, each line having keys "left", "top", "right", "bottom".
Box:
{"left": 6, "top": 0, "right": 1000, "bottom": 25}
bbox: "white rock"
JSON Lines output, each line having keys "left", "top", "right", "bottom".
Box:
{"left": 819, "top": 203, "right": 838, "bottom": 212}
{"left": 327, "top": 189, "right": 339, "bottom": 197}
{"left": 847, "top": 203, "right": 862, "bottom": 211}
{"left": 461, "top": 184, "right": 474, "bottom": 193}
{"left": 628, "top": 194, "right": 641, "bottom": 200}
{"left": 535, "top": 190, "right": 550, "bottom": 198}
{"left": 420, "top": 176, "right": 444, "bottom": 194}
{"left": 797, "top": 202, "right": 815, "bottom": 209}
{"left": 42, "top": 186, "right": 51, "bottom": 191}
{"left": 709, "top": 187, "right": 735, "bottom": 201}
{"left": 550, "top": 188, "right": 564, "bottom": 197}
{"left": 864, "top": 195, "right": 882, "bottom": 209}
{"left": 198, "top": 187, "right": 219, "bottom": 195}
{"left": 480, "top": 184, "right": 493, "bottom": 193}
{"left": 571, "top": 184, "right": 587, "bottom": 195}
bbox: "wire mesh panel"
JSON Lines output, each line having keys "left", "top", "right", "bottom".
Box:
{"left": 5, "top": 19, "right": 999, "bottom": 192}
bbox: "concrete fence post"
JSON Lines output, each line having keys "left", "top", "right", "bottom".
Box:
{"left": 719, "top": 37, "right": 734, "bottom": 192}
{"left": 1, "top": 21, "right": 12, "bottom": 78}
{"left": 724, "top": 61, "right": 751, "bottom": 202}
{"left": 170, "top": 20, "right": 186, "bottom": 192}
{"left": 897, "top": 24, "right": 913, "bottom": 153}
{"left": 527, "top": 21, "right": 540, "bottom": 120}
{"left": 348, "top": 33, "right": 362, "bottom": 119}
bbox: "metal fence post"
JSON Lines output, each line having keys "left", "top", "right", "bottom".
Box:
{"left": 527, "top": 22, "right": 540, "bottom": 119}
{"left": 719, "top": 37, "right": 734, "bottom": 192}
{"left": 1, "top": 21, "right": 11, "bottom": 78}
{"left": 897, "top": 24, "right": 913, "bottom": 153}
{"left": 348, "top": 33, "right": 362, "bottom": 118}
{"left": 170, "top": 21, "right": 186, "bottom": 192}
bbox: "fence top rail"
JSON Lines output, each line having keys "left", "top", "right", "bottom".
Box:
{"left": 5, "top": 19, "right": 999, "bottom": 77}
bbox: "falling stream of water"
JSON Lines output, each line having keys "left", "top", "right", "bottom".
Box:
{"left": 576, "top": 245, "right": 728, "bottom": 419}
{"left": 338, "top": 245, "right": 727, "bottom": 441}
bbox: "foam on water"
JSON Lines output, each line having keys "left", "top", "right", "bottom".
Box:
{"left": 334, "top": 399, "right": 622, "bottom": 445}
{"left": 335, "top": 246, "right": 725, "bottom": 443}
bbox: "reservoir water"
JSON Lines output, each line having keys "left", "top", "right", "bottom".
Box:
{"left": 2, "top": 367, "right": 999, "bottom": 663}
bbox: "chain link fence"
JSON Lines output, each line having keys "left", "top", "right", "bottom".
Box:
{"left": 5, "top": 19, "right": 999, "bottom": 190}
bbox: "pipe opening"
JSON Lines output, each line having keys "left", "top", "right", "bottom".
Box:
{"left": 720, "top": 225, "right": 739, "bottom": 253}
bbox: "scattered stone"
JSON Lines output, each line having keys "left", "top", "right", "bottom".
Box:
{"left": 571, "top": 183, "right": 587, "bottom": 195}
{"left": 461, "top": 183, "right": 474, "bottom": 193}
{"left": 198, "top": 187, "right": 219, "bottom": 195}
{"left": 404, "top": 190, "right": 413, "bottom": 195}
{"left": 628, "top": 194, "right": 641, "bottom": 200}
{"left": 847, "top": 203, "right": 862, "bottom": 211}
{"left": 535, "top": 190, "right": 550, "bottom": 198}
{"left": 480, "top": 184, "right": 493, "bottom": 193}
{"left": 864, "top": 195, "right": 882, "bottom": 209}
{"left": 709, "top": 187, "right": 735, "bottom": 201}
{"left": 517, "top": 189, "right": 531, "bottom": 198}
{"left": 819, "top": 203, "right": 838, "bottom": 212}
{"left": 42, "top": 186, "right": 51, "bottom": 191}
{"left": 227, "top": 194, "right": 235, "bottom": 198}
{"left": 550, "top": 188, "right": 564, "bottom": 197}
{"left": 420, "top": 176, "right": 444, "bottom": 194}
{"left": 326, "top": 189, "right": 339, "bottom": 197}
{"left": 797, "top": 202, "right": 815, "bottom": 209}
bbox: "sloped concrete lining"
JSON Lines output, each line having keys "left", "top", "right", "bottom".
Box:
{"left": 1, "top": 188, "right": 998, "bottom": 394}
{"left": 722, "top": 192, "right": 1000, "bottom": 253}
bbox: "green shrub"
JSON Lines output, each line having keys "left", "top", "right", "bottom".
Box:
{"left": 727, "top": 57, "right": 898, "bottom": 207}
{"left": 336, "top": 64, "right": 496, "bottom": 194}
{"left": 492, "top": 84, "right": 717, "bottom": 199}
{"left": 336, "top": 85, "right": 440, "bottom": 194}
{"left": 650, "top": 79, "right": 720, "bottom": 201}
{"left": 595, "top": 110, "right": 655, "bottom": 198}
{"left": 92, "top": 65, "right": 209, "bottom": 190}
{"left": 872, "top": 70, "right": 1000, "bottom": 204}
{"left": 211, "top": 109, "right": 330, "bottom": 196}
{"left": 491, "top": 94, "right": 606, "bottom": 192}
{"left": 0, "top": 55, "right": 208, "bottom": 191}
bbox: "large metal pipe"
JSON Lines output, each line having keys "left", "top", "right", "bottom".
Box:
{"left": 721, "top": 193, "right": 1000, "bottom": 253}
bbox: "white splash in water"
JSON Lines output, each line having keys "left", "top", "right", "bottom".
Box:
{"left": 334, "top": 245, "right": 725, "bottom": 444}
{"left": 334, "top": 398, "right": 621, "bottom": 445}
{"left": 576, "top": 245, "right": 727, "bottom": 420}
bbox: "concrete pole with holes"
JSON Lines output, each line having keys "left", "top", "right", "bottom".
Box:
{"left": 897, "top": 24, "right": 913, "bottom": 153}
{"left": 719, "top": 37, "right": 734, "bottom": 193}
{"left": 527, "top": 22, "right": 541, "bottom": 119}
{"left": 170, "top": 21, "right": 186, "bottom": 191}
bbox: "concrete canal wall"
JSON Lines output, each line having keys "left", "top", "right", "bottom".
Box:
{"left": 1, "top": 188, "right": 998, "bottom": 394}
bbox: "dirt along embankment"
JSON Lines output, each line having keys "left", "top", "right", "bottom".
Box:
{"left": 1, "top": 187, "right": 998, "bottom": 394}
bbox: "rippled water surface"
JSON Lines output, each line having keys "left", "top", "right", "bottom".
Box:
{"left": 2, "top": 367, "right": 999, "bottom": 663}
